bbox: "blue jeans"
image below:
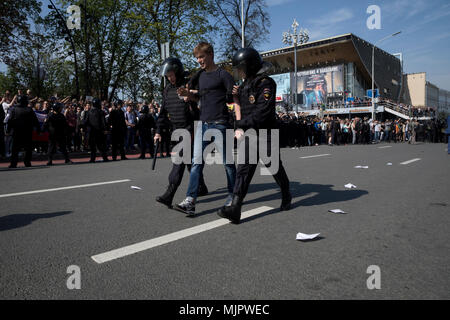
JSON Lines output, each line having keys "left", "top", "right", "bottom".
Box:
{"left": 186, "top": 121, "right": 236, "bottom": 200}
{"left": 125, "top": 127, "right": 135, "bottom": 150}
{"left": 374, "top": 131, "right": 380, "bottom": 142}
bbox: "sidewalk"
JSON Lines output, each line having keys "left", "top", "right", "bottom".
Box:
{"left": 0, "top": 150, "right": 170, "bottom": 168}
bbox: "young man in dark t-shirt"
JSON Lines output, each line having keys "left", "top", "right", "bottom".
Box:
{"left": 175, "top": 42, "right": 236, "bottom": 216}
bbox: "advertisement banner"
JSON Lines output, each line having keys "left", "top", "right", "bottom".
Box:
{"left": 270, "top": 73, "right": 291, "bottom": 102}
{"left": 296, "top": 65, "right": 344, "bottom": 107}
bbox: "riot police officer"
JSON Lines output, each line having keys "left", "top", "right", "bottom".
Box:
{"left": 6, "top": 95, "right": 40, "bottom": 168}
{"left": 217, "top": 48, "right": 292, "bottom": 224}
{"left": 44, "top": 102, "right": 72, "bottom": 165}
{"left": 108, "top": 101, "right": 128, "bottom": 161}
{"left": 83, "top": 98, "right": 109, "bottom": 162}
{"left": 137, "top": 104, "right": 155, "bottom": 159}
{"left": 155, "top": 57, "right": 208, "bottom": 208}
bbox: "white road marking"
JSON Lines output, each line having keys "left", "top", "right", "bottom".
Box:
{"left": 300, "top": 154, "right": 331, "bottom": 159}
{"left": 91, "top": 206, "right": 273, "bottom": 264}
{"left": 0, "top": 179, "right": 131, "bottom": 198}
{"left": 378, "top": 146, "right": 392, "bottom": 149}
{"left": 400, "top": 158, "right": 421, "bottom": 165}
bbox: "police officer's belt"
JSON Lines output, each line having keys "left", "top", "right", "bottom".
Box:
{"left": 204, "top": 120, "right": 227, "bottom": 125}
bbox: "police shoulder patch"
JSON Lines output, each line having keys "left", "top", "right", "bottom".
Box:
{"left": 263, "top": 87, "right": 271, "bottom": 100}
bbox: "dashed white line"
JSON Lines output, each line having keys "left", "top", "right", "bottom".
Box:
{"left": 0, "top": 179, "right": 131, "bottom": 198}
{"left": 400, "top": 158, "right": 421, "bottom": 165}
{"left": 91, "top": 206, "right": 274, "bottom": 264}
{"left": 300, "top": 154, "right": 331, "bottom": 159}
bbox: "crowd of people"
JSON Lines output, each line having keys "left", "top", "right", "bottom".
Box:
{"left": 276, "top": 112, "right": 447, "bottom": 148}
{"left": 0, "top": 89, "right": 447, "bottom": 167}
{"left": 307, "top": 97, "right": 437, "bottom": 119}
{"left": 1, "top": 89, "right": 166, "bottom": 166}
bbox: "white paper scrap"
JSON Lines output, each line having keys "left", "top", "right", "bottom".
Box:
{"left": 131, "top": 186, "right": 142, "bottom": 190}
{"left": 296, "top": 232, "right": 320, "bottom": 241}
{"left": 387, "top": 163, "right": 393, "bottom": 166}
{"left": 329, "top": 209, "right": 346, "bottom": 214}
{"left": 345, "top": 183, "right": 357, "bottom": 189}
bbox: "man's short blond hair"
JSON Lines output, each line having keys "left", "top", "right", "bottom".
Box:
{"left": 193, "top": 42, "right": 214, "bottom": 57}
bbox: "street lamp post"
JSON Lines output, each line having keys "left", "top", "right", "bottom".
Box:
{"left": 48, "top": 0, "right": 80, "bottom": 99}
{"left": 371, "top": 31, "right": 401, "bottom": 120}
{"left": 241, "top": 0, "right": 245, "bottom": 48}
{"left": 282, "top": 19, "right": 309, "bottom": 112}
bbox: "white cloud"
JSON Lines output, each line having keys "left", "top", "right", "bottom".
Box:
{"left": 305, "top": 8, "right": 354, "bottom": 40}
{"left": 383, "top": 0, "right": 428, "bottom": 19}
{"left": 308, "top": 8, "right": 354, "bottom": 26}
{"left": 266, "top": 0, "right": 295, "bottom": 7}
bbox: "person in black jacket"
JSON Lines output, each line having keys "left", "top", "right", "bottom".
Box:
{"left": 137, "top": 104, "right": 155, "bottom": 159}
{"left": 44, "top": 102, "right": 72, "bottom": 165}
{"left": 108, "top": 101, "right": 128, "bottom": 161}
{"left": 0, "top": 95, "right": 5, "bottom": 158}
{"left": 154, "top": 58, "right": 208, "bottom": 208}
{"left": 83, "top": 98, "right": 109, "bottom": 162}
{"left": 155, "top": 57, "right": 208, "bottom": 209}
{"left": 6, "top": 94, "right": 40, "bottom": 168}
{"left": 217, "top": 48, "right": 292, "bottom": 224}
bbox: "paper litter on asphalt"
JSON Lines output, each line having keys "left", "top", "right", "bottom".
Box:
{"left": 387, "top": 163, "right": 393, "bottom": 166}
{"left": 345, "top": 183, "right": 357, "bottom": 189}
{"left": 131, "top": 186, "right": 142, "bottom": 190}
{"left": 296, "top": 232, "right": 321, "bottom": 241}
{"left": 328, "top": 209, "right": 346, "bottom": 214}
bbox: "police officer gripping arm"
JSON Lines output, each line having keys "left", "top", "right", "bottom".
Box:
{"left": 155, "top": 57, "right": 208, "bottom": 209}
{"left": 217, "top": 48, "right": 292, "bottom": 224}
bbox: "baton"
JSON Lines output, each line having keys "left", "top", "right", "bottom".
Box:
{"left": 152, "top": 140, "right": 160, "bottom": 170}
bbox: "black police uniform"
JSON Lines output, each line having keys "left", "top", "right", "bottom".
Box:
{"left": 218, "top": 48, "right": 292, "bottom": 224}
{"left": 108, "top": 106, "right": 127, "bottom": 160}
{"left": 137, "top": 106, "right": 155, "bottom": 159}
{"left": 0, "top": 104, "right": 5, "bottom": 157}
{"left": 83, "top": 99, "right": 108, "bottom": 162}
{"left": 155, "top": 57, "right": 208, "bottom": 208}
{"left": 7, "top": 96, "right": 40, "bottom": 168}
{"left": 45, "top": 105, "right": 71, "bottom": 165}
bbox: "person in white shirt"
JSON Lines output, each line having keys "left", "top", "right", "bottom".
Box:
{"left": 374, "top": 121, "right": 381, "bottom": 142}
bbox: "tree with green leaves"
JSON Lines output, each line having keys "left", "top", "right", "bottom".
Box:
{"left": 212, "top": 0, "right": 271, "bottom": 59}
{"left": 0, "top": 0, "right": 41, "bottom": 62}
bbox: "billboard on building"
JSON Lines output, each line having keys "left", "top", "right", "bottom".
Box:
{"left": 296, "top": 65, "right": 344, "bottom": 107}
{"left": 270, "top": 73, "right": 291, "bottom": 102}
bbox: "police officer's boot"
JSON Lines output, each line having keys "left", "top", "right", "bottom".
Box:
{"left": 280, "top": 190, "right": 292, "bottom": 211}
{"left": 156, "top": 184, "right": 177, "bottom": 208}
{"left": 273, "top": 167, "right": 292, "bottom": 211}
{"left": 217, "top": 195, "right": 242, "bottom": 224}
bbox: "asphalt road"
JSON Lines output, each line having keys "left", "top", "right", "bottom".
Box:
{"left": 0, "top": 142, "right": 449, "bottom": 299}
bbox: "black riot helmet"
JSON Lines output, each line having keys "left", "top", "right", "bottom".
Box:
{"left": 140, "top": 105, "right": 149, "bottom": 114}
{"left": 232, "top": 47, "right": 272, "bottom": 78}
{"left": 52, "top": 102, "right": 64, "bottom": 113}
{"left": 92, "top": 98, "right": 101, "bottom": 109}
{"left": 17, "top": 95, "right": 28, "bottom": 107}
{"left": 159, "top": 57, "right": 184, "bottom": 79}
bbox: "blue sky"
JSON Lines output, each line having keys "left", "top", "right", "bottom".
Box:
{"left": 262, "top": 0, "right": 450, "bottom": 90}
{"left": 3, "top": 0, "right": 450, "bottom": 91}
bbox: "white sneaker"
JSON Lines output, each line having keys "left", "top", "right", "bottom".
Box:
{"left": 224, "top": 194, "right": 233, "bottom": 207}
